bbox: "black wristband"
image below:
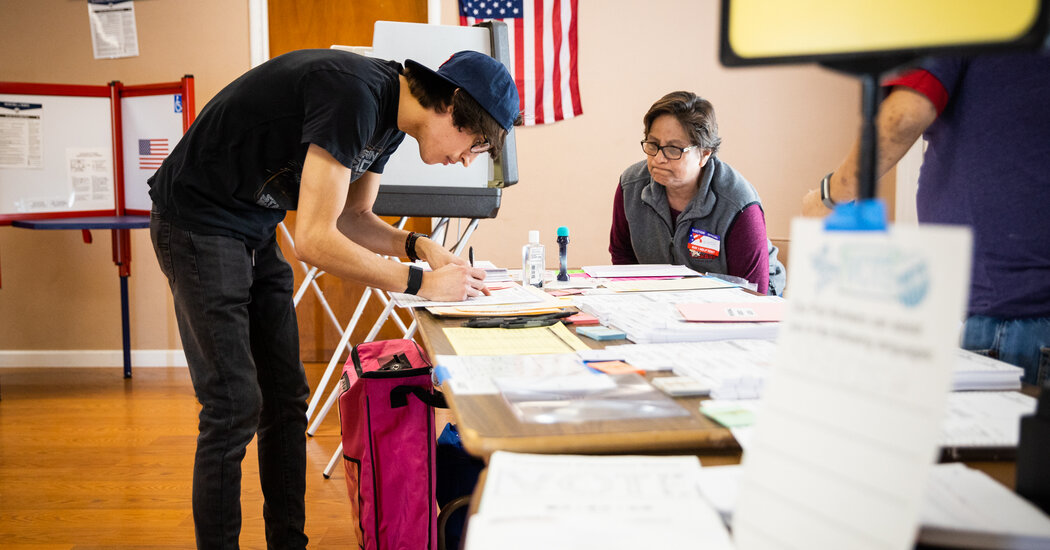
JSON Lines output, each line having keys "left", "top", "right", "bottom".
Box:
{"left": 405, "top": 232, "right": 422, "bottom": 262}
{"left": 405, "top": 265, "right": 424, "bottom": 295}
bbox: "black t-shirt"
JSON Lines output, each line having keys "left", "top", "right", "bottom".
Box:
{"left": 148, "top": 49, "right": 406, "bottom": 248}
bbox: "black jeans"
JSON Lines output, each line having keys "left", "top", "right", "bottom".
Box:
{"left": 151, "top": 212, "right": 309, "bottom": 550}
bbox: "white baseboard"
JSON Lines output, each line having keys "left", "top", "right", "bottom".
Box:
{"left": 0, "top": 349, "right": 188, "bottom": 368}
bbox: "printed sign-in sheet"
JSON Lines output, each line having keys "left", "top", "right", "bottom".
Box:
{"left": 733, "top": 218, "right": 972, "bottom": 550}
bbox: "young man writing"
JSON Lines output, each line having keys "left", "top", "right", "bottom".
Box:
{"left": 148, "top": 49, "right": 519, "bottom": 549}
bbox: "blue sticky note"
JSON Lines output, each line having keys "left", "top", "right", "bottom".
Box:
{"left": 575, "top": 325, "right": 626, "bottom": 341}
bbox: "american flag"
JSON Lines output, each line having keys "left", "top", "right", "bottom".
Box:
{"left": 138, "top": 138, "right": 168, "bottom": 170}
{"left": 460, "top": 0, "right": 582, "bottom": 126}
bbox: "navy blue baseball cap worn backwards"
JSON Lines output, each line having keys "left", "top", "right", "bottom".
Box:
{"left": 405, "top": 50, "right": 520, "bottom": 131}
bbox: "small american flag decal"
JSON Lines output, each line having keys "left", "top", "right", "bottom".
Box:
{"left": 138, "top": 138, "right": 169, "bottom": 170}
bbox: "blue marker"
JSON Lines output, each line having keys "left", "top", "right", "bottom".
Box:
{"left": 556, "top": 226, "right": 570, "bottom": 281}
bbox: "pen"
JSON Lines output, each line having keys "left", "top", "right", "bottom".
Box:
{"left": 462, "top": 318, "right": 507, "bottom": 328}
{"left": 501, "top": 319, "right": 561, "bottom": 329}
{"left": 469, "top": 246, "right": 474, "bottom": 267}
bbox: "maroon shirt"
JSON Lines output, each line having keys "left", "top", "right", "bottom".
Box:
{"left": 609, "top": 185, "right": 770, "bottom": 292}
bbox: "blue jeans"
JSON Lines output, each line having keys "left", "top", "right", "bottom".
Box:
{"left": 151, "top": 212, "right": 309, "bottom": 550}
{"left": 963, "top": 315, "right": 1050, "bottom": 386}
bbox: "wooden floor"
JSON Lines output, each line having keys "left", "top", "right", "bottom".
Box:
{"left": 0, "top": 363, "right": 359, "bottom": 549}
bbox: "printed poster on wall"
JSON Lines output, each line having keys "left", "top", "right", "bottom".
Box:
{"left": 88, "top": 0, "right": 139, "bottom": 59}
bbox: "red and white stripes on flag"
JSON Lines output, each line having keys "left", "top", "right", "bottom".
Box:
{"left": 459, "top": 0, "right": 582, "bottom": 126}
{"left": 138, "top": 138, "right": 168, "bottom": 170}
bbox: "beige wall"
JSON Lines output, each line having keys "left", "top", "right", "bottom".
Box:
{"left": 0, "top": 0, "right": 866, "bottom": 361}
{"left": 445, "top": 1, "right": 864, "bottom": 270}
{"left": 0, "top": 0, "right": 250, "bottom": 356}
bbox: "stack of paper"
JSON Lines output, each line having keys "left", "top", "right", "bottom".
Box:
{"left": 574, "top": 289, "right": 780, "bottom": 344}
{"left": 496, "top": 372, "right": 690, "bottom": 424}
{"left": 600, "top": 340, "right": 778, "bottom": 400}
{"left": 465, "top": 452, "right": 733, "bottom": 550}
{"left": 442, "top": 323, "right": 590, "bottom": 356}
{"left": 603, "top": 277, "right": 736, "bottom": 292}
{"left": 711, "top": 392, "right": 1038, "bottom": 454}
{"left": 940, "top": 391, "right": 1037, "bottom": 450}
{"left": 953, "top": 349, "right": 1024, "bottom": 391}
{"left": 581, "top": 264, "right": 702, "bottom": 278}
{"left": 695, "top": 463, "right": 1050, "bottom": 549}
{"left": 593, "top": 341, "right": 1025, "bottom": 398}
{"left": 472, "top": 259, "right": 513, "bottom": 282}
{"left": 434, "top": 353, "right": 592, "bottom": 395}
{"left": 391, "top": 282, "right": 544, "bottom": 308}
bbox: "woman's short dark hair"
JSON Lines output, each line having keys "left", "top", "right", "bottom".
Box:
{"left": 643, "top": 91, "right": 722, "bottom": 154}
{"left": 403, "top": 63, "right": 517, "bottom": 159}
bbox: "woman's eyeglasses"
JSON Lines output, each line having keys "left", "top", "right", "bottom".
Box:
{"left": 640, "top": 140, "right": 699, "bottom": 160}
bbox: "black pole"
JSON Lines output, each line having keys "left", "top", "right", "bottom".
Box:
{"left": 1016, "top": 383, "right": 1050, "bottom": 514}
{"left": 857, "top": 72, "right": 880, "bottom": 202}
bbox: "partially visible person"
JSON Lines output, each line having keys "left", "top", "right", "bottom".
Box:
{"left": 802, "top": 52, "right": 1050, "bottom": 385}
{"left": 148, "top": 49, "right": 519, "bottom": 548}
{"left": 610, "top": 91, "right": 786, "bottom": 295}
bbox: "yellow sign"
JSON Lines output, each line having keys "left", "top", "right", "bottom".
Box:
{"left": 726, "top": 0, "right": 1041, "bottom": 59}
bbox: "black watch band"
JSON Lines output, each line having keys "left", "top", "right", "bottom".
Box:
{"left": 820, "top": 172, "right": 838, "bottom": 209}
{"left": 405, "top": 232, "right": 422, "bottom": 262}
{"left": 405, "top": 265, "right": 424, "bottom": 295}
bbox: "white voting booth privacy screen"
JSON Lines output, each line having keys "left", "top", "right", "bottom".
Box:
{"left": 121, "top": 93, "right": 187, "bottom": 214}
{"left": 0, "top": 81, "right": 190, "bottom": 221}
{"left": 0, "top": 93, "right": 114, "bottom": 217}
{"left": 332, "top": 21, "right": 496, "bottom": 190}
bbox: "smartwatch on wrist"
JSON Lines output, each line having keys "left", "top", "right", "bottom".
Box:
{"left": 405, "top": 265, "right": 424, "bottom": 295}
{"left": 820, "top": 172, "right": 838, "bottom": 209}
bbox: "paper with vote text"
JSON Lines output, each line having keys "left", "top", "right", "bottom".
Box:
{"left": 733, "top": 219, "right": 972, "bottom": 550}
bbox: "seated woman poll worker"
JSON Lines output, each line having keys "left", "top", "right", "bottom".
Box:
{"left": 609, "top": 91, "right": 786, "bottom": 295}
{"left": 147, "top": 50, "right": 519, "bottom": 548}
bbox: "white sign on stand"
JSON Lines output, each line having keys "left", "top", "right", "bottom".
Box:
{"left": 733, "top": 218, "right": 973, "bottom": 550}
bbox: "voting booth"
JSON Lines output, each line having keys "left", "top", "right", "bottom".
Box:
{"left": 334, "top": 20, "right": 518, "bottom": 224}
{"left": 0, "top": 77, "right": 195, "bottom": 222}
{"left": 0, "top": 77, "right": 195, "bottom": 377}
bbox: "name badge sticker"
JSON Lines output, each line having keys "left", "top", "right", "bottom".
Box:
{"left": 688, "top": 228, "right": 721, "bottom": 259}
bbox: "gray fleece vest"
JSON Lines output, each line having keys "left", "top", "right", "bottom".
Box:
{"left": 619, "top": 156, "right": 786, "bottom": 295}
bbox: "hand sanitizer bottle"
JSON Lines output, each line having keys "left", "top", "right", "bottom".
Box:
{"left": 522, "top": 230, "right": 545, "bottom": 288}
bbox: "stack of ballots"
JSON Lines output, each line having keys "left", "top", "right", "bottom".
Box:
{"left": 602, "top": 340, "right": 777, "bottom": 400}
{"left": 952, "top": 348, "right": 1024, "bottom": 391}
{"left": 598, "top": 342, "right": 1024, "bottom": 400}
{"left": 573, "top": 288, "right": 782, "bottom": 344}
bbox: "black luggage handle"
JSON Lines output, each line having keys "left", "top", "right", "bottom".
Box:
{"left": 390, "top": 385, "right": 448, "bottom": 409}
{"left": 352, "top": 341, "right": 432, "bottom": 377}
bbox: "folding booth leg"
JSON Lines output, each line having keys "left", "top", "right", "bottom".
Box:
{"left": 306, "top": 287, "right": 372, "bottom": 423}
{"left": 322, "top": 442, "right": 344, "bottom": 479}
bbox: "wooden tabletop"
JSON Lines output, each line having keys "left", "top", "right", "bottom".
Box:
{"left": 415, "top": 309, "right": 742, "bottom": 461}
